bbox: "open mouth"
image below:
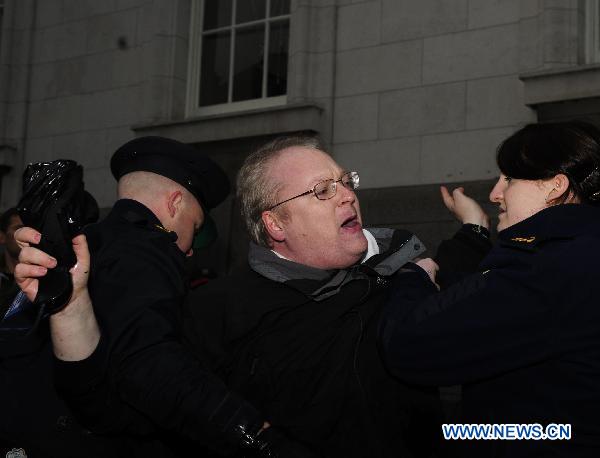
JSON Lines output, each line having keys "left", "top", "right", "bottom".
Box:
{"left": 341, "top": 214, "right": 360, "bottom": 229}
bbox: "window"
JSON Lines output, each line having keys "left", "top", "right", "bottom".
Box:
{"left": 187, "top": 0, "right": 290, "bottom": 117}
{"left": 586, "top": 0, "right": 600, "bottom": 63}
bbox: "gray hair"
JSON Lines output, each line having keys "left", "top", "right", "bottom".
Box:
{"left": 237, "top": 134, "right": 327, "bottom": 247}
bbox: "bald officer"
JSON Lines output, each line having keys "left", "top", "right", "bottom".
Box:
{"left": 16, "top": 137, "right": 277, "bottom": 457}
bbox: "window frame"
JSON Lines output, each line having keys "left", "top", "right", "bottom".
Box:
{"left": 585, "top": 0, "right": 600, "bottom": 64}
{"left": 186, "top": 0, "right": 290, "bottom": 117}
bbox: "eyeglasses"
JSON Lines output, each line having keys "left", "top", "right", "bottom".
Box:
{"left": 268, "top": 171, "right": 360, "bottom": 211}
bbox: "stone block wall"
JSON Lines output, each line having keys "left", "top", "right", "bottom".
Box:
{"left": 330, "top": 0, "right": 540, "bottom": 194}
{"left": 0, "top": 0, "right": 190, "bottom": 208}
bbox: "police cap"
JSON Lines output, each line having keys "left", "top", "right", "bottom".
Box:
{"left": 110, "top": 136, "right": 230, "bottom": 211}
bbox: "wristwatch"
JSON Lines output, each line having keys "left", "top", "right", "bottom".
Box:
{"left": 463, "top": 223, "right": 490, "bottom": 239}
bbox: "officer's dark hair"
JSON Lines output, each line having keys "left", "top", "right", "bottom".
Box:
{"left": 497, "top": 121, "right": 600, "bottom": 205}
{"left": 0, "top": 207, "right": 20, "bottom": 233}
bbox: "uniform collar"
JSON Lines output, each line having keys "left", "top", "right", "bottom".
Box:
{"left": 111, "top": 199, "right": 178, "bottom": 242}
{"left": 499, "top": 203, "right": 600, "bottom": 243}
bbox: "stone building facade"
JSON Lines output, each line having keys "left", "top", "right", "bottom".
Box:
{"left": 1, "top": 0, "right": 599, "bottom": 274}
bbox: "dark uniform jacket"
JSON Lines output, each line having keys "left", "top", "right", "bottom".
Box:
{"left": 380, "top": 204, "right": 600, "bottom": 457}
{"left": 183, "top": 227, "right": 490, "bottom": 458}
{"left": 0, "top": 324, "right": 121, "bottom": 458}
{"left": 52, "top": 199, "right": 262, "bottom": 456}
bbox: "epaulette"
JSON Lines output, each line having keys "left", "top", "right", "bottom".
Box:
{"left": 499, "top": 234, "right": 573, "bottom": 252}
{"left": 152, "top": 223, "right": 178, "bottom": 242}
{"left": 122, "top": 211, "right": 178, "bottom": 242}
{"left": 498, "top": 235, "right": 539, "bottom": 252}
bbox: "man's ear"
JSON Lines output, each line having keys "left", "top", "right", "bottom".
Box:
{"left": 167, "top": 191, "right": 183, "bottom": 218}
{"left": 546, "top": 173, "right": 571, "bottom": 203}
{"left": 262, "top": 210, "right": 285, "bottom": 243}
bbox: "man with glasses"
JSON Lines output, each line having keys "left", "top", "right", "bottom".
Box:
{"left": 181, "top": 135, "right": 492, "bottom": 457}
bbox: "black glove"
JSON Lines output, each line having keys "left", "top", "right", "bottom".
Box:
{"left": 239, "top": 426, "right": 320, "bottom": 458}
{"left": 18, "top": 160, "right": 98, "bottom": 317}
{"left": 191, "top": 388, "right": 319, "bottom": 457}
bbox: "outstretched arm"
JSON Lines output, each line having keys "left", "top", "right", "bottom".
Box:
{"left": 380, "top": 260, "right": 554, "bottom": 387}
{"left": 435, "top": 186, "right": 492, "bottom": 288}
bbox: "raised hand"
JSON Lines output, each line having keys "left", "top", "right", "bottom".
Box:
{"left": 440, "top": 185, "right": 490, "bottom": 229}
{"left": 14, "top": 227, "right": 99, "bottom": 360}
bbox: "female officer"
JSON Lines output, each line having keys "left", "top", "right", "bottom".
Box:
{"left": 379, "top": 121, "right": 600, "bottom": 458}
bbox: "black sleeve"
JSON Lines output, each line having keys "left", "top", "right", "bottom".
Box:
{"left": 379, "top": 259, "right": 555, "bottom": 387}
{"left": 434, "top": 224, "right": 492, "bottom": 289}
{"left": 54, "top": 244, "right": 264, "bottom": 454}
{"left": 180, "top": 285, "right": 230, "bottom": 374}
{"left": 54, "top": 333, "right": 158, "bottom": 435}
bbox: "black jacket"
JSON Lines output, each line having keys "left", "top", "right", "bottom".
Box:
{"left": 183, "top": 227, "right": 490, "bottom": 458}
{"left": 52, "top": 199, "right": 263, "bottom": 456}
{"left": 0, "top": 324, "right": 122, "bottom": 458}
{"left": 380, "top": 204, "right": 600, "bottom": 457}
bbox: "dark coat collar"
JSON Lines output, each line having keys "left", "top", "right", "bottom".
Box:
{"left": 499, "top": 204, "right": 600, "bottom": 244}
{"left": 248, "top": 228, "right": 424, "bottom": 301}
{"left": 109, "top": 199, "right": 178, "bottom": 242}
{"left": 111, "top": 198, "right": 162, "bottom": 226}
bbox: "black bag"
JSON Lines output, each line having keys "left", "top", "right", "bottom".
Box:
{"left": 0, "top": 160, "right": 98, "bottom": 340}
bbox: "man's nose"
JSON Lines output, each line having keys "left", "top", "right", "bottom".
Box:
{"left": 337, "top": 182, "right": 356, "bottom": 204}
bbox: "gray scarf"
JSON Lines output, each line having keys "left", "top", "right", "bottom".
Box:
{"left": 248, "top": 228, "right": 425, "bottom": 301}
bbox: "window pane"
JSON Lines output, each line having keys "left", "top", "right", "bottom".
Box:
{"left": 232, "top": 25, "right": 265, "bottom": 102}
{"left": 267, "top": 20, "right": 289, "bottom": 97}
{"left": 236, "top": 0, "right": 266, "bottom": 24}
{"left": 270, "top": 0, "right": 290, "bottom": 17}
{"left": 203, "top": 0, "right": 232, "bottom": 30}
{"left": 199, "top": 31, "right": 231, "bottom": 106}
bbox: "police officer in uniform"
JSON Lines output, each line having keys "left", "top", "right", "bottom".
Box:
{"left": 14, "top": 137, "right": 301, "bottom": 456}
{"left": 380, "top": 121, "right": 600, "bottom": 458}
